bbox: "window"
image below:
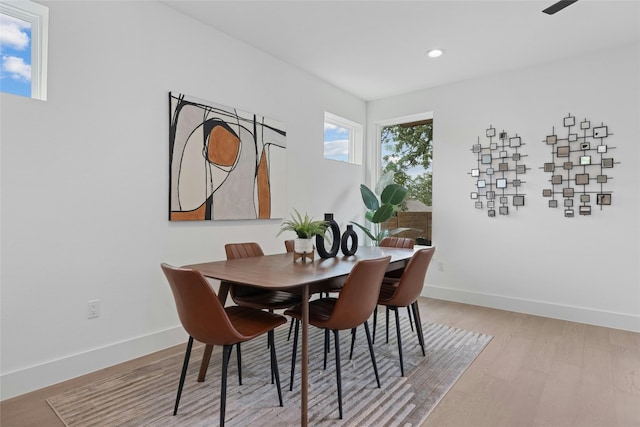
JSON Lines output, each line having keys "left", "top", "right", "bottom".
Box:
{"left": 377, "top": 112, "right": 433, "bottom": 244}
{"left": 0, "top": 0, "right": 48, "bottom": 100}
{"left": 323, "top": 112, "right": 363, "bottom": 165}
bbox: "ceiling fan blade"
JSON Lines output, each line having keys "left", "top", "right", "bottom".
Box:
{"left": 542, "top": 0, "right": 579, "bottom": 15}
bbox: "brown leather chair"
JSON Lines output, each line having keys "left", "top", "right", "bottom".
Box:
{"left": 227, "top": 242, "right": 302, "bottom": 310}
{"left": 285, "top": 256, "right": 391, "bottom": 419}
{"left": 374, "top": 247, "right": 436, "bottom": 376}
{"left": 160, "top": 263, "right": 287, "bottom": 427}
{"left": 375, "top": 236, "right": 417, "bottom": 339}
{"left": 379, "top": 236, "right": 415, "bottom": 249}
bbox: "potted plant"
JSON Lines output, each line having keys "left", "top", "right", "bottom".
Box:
{"left": 277, "top": 209, "right": 327, "bottom": 253}
{"left": 350, "top": 171, "right": 414, "bottom": 245}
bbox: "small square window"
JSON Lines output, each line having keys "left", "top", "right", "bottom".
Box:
{"left": 544, "top": 163, "right": 555, "bottom": 172}
{"left": 324, "top": 112, "right": 363, "bottom": 164}
{"left": 0, "top": 1, "right": 49, "bottom": 100}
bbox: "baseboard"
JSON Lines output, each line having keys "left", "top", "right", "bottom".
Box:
{"left": 422, "top": 285, "right": 640, "bottom": 333}
{"left": 1, "top": 326, "right": 188, "bottom": 401}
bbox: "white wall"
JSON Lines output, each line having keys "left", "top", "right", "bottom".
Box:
{"left": 367, "top": 42, "right": 640, "bottom": 333}
{"left": 0, "top": 1, "right": 366, "bottom": 399}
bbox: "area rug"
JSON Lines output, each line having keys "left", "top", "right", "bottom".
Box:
{"left": 47, "top": 315, "right": 492, "bottom": 426}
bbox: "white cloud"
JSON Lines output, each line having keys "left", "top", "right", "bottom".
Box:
{"left": 2, "top": 55, "right": 31, "bottom": 81}
{"left": 0, "top": 14, "right": 30, "bottom": 50}
{"left": 323, "top": 139, "right": 349, "bottom": 157}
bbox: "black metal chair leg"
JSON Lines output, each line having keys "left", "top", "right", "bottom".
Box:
{"left": 349, "top": 327, "right": 357, "bottom": 360}
{"left": 412, "top": 302, "right": 426, "bottom": 356}
{"left": 220, "top": 345, "right": 233, "bottom": 427}
{"left": 289, "top": 318, "right": 299, "bottom": 391}
{"left": 407, "top": 306, "right": 414, "bottom": 331}
{"left": 386, "top": 306, "right": 390, "bottom": 344}
{"left": 236, "top": 343, "right": 242, "bottom": 385}
{"left": 323, "top": 328, "right": 330, "bottom": 370}
{"left": 364, "top": 321, "right": 381, "bottom": 388}
{"left": 173, "top": 336, "right": 193, "bottom": 416}
{"left": 394, "top": 307, "right": 405, "bottom": 376}
{"left": 288, "top": 317, "right": 294, "bottom": 341}
{"left": 269, "top": 330, "right": 284, "bottom": 406}
{"left": 333, "top": 329, "right": 343, "bottom": 420}
{"left": 372, "top": 306, "right": 378, "bottom": 344}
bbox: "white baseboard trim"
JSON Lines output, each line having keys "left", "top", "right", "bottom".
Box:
{"left": 422, "top": 285, "right": 640, "bottom": 333}
{"left": 1, "top": 326, "right": 188, "bottom": 401}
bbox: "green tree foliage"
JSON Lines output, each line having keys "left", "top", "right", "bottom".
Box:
{"left": 381, "top": 121, "right": 433, "bottom": 206}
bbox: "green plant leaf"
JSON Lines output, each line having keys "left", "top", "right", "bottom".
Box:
{"left": 349, "top": 221, "right": 377, "bottom": 241}
{"left": 380, "top": 184, "right": 408, "bottom": 205}
{"left": 365, "top": 210, "right": 375, "bottom": 222}
{"left": 360, "top": 184, "right": 379, "bottom": 210}
{"left": 371, "top": 203, "right": 394, "bottom": 223}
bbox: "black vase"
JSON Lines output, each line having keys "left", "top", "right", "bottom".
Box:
{"left": 340, "top": 224, "right": 358, "bottom": 256}
{"left": 316, "top": 213, "right": 340, "bottom": 258}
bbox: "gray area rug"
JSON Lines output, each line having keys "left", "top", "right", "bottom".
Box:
{"left": 47, "top": 314, "right": 492, "bottom": 426}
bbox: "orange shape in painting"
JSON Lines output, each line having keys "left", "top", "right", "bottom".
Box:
{"left": 208, "top": 125, "right": 240, "bottom": 167}
{"left": 170, "top": 202, "right": 207, "bottom": 221}
{"left": 257, "top": 149, "right": 271, "bottom": 219}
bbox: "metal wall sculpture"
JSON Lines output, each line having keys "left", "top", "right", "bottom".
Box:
{"left": 168, "top": 93, "right": 287, "bottom": 221}
{"left": 541, "top": 113, "right": 617, "bottom": 217}
{"left": 470, "top": 126, "right": 528, "bottom": 217}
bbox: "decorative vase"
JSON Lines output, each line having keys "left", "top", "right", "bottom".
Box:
{"left": 316, "top": 213, "right": 340, "bottom": 258}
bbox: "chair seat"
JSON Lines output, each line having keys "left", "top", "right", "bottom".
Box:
{"left": 377, "top": 282, "right": 397, "bottom": 303}
{"left": 285, "top": 298, "right": 338, "bottom": 327}
{"left": 226, "top": 306, "right": 287, "bottom": 340}
{"left": 232, "top": 290, "right": 302, "bottom": 310}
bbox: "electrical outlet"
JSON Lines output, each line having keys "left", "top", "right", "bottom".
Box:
{"left": 438, "top": 262, "right": 445, "bottom": 272}
{"left": 88, "top": 300, "right": 100, "bottom": 319}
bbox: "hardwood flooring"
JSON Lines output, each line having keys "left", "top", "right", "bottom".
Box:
{"left": 2, "top": 298, "right": 639, "bottom": 426}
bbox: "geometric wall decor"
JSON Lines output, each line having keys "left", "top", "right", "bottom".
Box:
{"left": 168, "top": 92, "right": 287, "bottom": 221}
{"left": 470, "top": 125, "right": 528, "bottom": 217}
{"left": 541, "top": 113, "right": 617, "bottom": 218}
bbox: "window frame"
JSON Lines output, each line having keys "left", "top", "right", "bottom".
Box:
{"left": 0, "top": 0, "right": 49, "bottom": 100}
{"left": 323, "top": 111, "right": 363, "bottom": 165}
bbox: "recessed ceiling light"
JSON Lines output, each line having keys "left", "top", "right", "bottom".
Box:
{"left": 426, "top": 48, "right": 444, "bottom": 58}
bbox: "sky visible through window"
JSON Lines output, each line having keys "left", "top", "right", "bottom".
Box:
{"left": 323, "top": 122, "right": 350, "bottom": 162}
{"left": 0, "top": 12, "right": 32, "bottom": 97}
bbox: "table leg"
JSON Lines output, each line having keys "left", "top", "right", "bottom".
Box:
{"left": 198, "top": 281, "right": 230, "bottom": 382}
{"left": 301, "top": 284, "right": 309, "bottom": 426}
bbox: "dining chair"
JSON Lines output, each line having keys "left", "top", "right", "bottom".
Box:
{"left": 374, "top": 236, "right": 416, "bottom": 341}
{"left": 227, "top": 242, "right": 303, "bottom": 310}
{"left": 373, "top": 247, "right": 436, "bottom": 376}
{"left": 160, "top": 263, "right": 286, "bottom": 427}
{"left": 285, "top": 256, "right": 391, "bottom": 419}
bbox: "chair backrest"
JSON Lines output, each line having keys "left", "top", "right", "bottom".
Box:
{"left": 326, "top": 256, "right": 391, "bottom": 330}
{"left": 379, "top": 236, "right": 415, "bottom": 249}
{"left": 386, "top": 247, "right": 436, "bottom": 307}
{"left": 284, "top": 240, "right": 295, "bottom": 253}
{"left": 160, "top": 263, "right": 242, "bottom": 346}
{"left": 225, "top": 242, "right": 265, "bottom": 298}
{"left": 225, "top": 242, "right": 265, "bottom": 259}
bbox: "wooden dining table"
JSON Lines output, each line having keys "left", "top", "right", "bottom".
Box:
{"left": 183, "top": 245, "right": 415, "bottom": 426}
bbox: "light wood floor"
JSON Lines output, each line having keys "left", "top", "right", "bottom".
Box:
{"left": 2, "top": 298, "right": 639, "bottom": 426}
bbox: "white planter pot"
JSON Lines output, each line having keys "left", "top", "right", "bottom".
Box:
{"left": 294, "top": 238, "right": 314, "bottom": 253}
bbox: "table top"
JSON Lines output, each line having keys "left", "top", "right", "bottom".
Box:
{"left": 183, "top": 246, "right": 415, "bottom": 290}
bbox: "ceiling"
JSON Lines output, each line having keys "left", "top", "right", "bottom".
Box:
{"left": 162, "top": 1, "right": 640, "bottom": 101}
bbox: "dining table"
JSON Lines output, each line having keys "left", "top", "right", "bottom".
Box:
{"left": 183, "top": 245, "right": 416, "bottom": 426}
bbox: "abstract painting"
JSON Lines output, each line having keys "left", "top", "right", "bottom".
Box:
{"left": 168, "top": 93, "right": 286, "bottom": 221}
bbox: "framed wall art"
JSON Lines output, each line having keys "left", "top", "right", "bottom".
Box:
{"left": 168, "top": 92, "right": 287, "bottom": 221}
